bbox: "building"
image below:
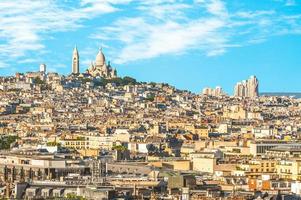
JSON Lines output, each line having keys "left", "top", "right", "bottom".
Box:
{"left": 72, "top": 46, "right": 79, "bottom": 74}
{"left": 250, "top": 141, "right": 301, "bottom": 156}
{"left": 87, "top": 48, "right": 117, "bottom": 78}
{"left": 39, "top": 64, "right": 46, "bottom": 75}
{"left": 0, "top": 151, "right": 90, "bottom": 183}
{"left": 234, "top": 81, "right": 247, "bottom": 97}
{"left": 190, "top": 152, "right": 217, "bottom": 173}
{"left": 70, "top": 47, "right": 117, "bottom": 78}
{"left": 202, "top": 86, "right": 224, "bottom": 96}
{"left": 59, "top": 134, "right": 115, "bottom": 153}
{"left": 234, "top": 75, "right": 259, "bottom": 98}
{"left": 16, "top": 182, "right": 116, "bottom": 200}
{"left": 247, "top": 75, "right": 259, "bottom": 98}
{"left": 276, "top": 159, "right": 301, "bottom": 181}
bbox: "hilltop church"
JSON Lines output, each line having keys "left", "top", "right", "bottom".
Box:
{"left": 72, "top": 46, "right": 117, "bottom": 79}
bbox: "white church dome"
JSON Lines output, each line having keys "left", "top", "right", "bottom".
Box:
{"left": 95, "top": 48, "right": 105, "bottom": 66}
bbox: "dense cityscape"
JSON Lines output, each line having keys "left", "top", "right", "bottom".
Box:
{"left": 0, "top": 47, "right": 301, "bottom": 200}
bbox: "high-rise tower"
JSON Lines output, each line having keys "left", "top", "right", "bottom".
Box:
{"left": 72, "top": 46, "right": 79, "bottom": 74}
{"left": 247, "top": 75, "right": 259, "bottom": 98}
{"left": 234, "top": 76, "right": 259, "bottom": 98}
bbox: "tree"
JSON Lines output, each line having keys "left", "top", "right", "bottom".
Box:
{"left": 90, "top": 76, "right": 139, "bottom": 87}
{"left": 66, "top": 194, "right": 87, "bottom": 200}
{"left": 80, "top": 77, "right": 91, "bottom": 84}
{"left": 122, "top": 76, "right": 137, "bottom": 85}
{"left": 145, "top": 93, "right": 155, "bottom": 102}
{"left": 0, "top": 135, "right": 19, "bottom": 150}
{"left": 47, "top": 141, "right": 61, "bottom": 147}
{"left": 34, "top": 77, "right": 45, "bottom": 85}
{"left": 112, "top": 145, "right": 127, "bottom": 151}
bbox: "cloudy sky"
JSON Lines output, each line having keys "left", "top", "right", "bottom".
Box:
{"left": 0, "top": 0, "right": 300, "bottom": 93}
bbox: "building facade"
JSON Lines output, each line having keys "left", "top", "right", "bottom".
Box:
{"left": 87, "top": 49, "right": 117, "bottom": 78}
{"left": 234, "top": 75, "right": 259, "bottom": 98}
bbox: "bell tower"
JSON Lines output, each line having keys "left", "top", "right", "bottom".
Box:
{"left": 72, "top": 45, "right": 79, "bottom": 74}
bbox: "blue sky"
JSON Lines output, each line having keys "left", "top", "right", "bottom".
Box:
{"left": 0, "top": 0, "right": 300, "bottom": 94}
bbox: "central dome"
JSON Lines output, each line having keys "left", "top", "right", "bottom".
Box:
{"left": 95, "top": 49, "right": 105, "bottom": 66}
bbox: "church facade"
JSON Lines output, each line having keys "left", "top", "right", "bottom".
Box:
{"left": 72, "top": 47, "right": 117, "bottom": 79}
{"left": 86, "top": 49, "right": 117, "bottom": 78}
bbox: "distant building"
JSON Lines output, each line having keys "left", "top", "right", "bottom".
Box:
{"left": 39, "top": 64, "right": 46, "bottom": 75}
{"left": 71, "top": 46, "right": 117, "bottom": 78}
{"left": 234, "top": 81, "right": 246, "bottom": 97}
{"left": 87, "top": 48, "right": 117, "bottom": 78}
{"left": 248, "top": 75, "right": 259, "bottom": 98}
{"left": 234, "top": 75, "right": 259, "bottom": 98}
{"left": 202, "top": 86, "right": 224, "bottom": 96}
{"left": 72, "top": 46, "right": 79, "bottom": 74}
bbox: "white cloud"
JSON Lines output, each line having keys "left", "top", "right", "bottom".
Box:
{"left": 206, "top": 0, "right": 228, "bottom": 17}
{"left": 92, "top": 0, "right": 301, "bottom": 64}
{"left": 0, "top": 0, "right": 132, "bottom": 67}
{"left": 137, "top": 3, "right": 192, "bottom": 20}
{"left": 194, "top": 0, "right": 228, "bottom": 17}
{"left": 111, "top": 18, "right": 227, "bottom": 63}
{"left": 285, "top": 0, "right": 296, "bottom": 6}
{"left": 207, "top": 48, "right": 226, "bottom": 56}
{"left": 1, "top": 0, "right": 300, "bottom": 69}
{"left": 0, "top": 61, "right": 9, "bottom": 68}
{"left": 17, "top": 58, "right": 40, "bottom": 64}
{"left": 235, "top": 10, "right": 275, "bottom": 18}
{"left": 92, "top": 0, "right": 230, "bottom": 63}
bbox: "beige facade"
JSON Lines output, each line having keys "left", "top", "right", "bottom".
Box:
{"left": 60, "top": 135, "right": 114, "bottom": 151}
{"left": 87, "top": 49, "right": 117, "bottom": 78}
{"left": 276, "top": 159, "right": 301, "bottom": 181}
{"left": 190, "top": 153, "right": 216, "bottom": 173}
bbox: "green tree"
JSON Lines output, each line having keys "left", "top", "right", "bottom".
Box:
{"left": 0, "top": 135, "right": 19, "bottom": 150}
{"left": 34, "top": 77, "right": 45, "bottom": 85}
{"left": 145, "top": 93, "right": 155, "bottom": 101}
{"left": 112, "top": 145, "right": 127, "bottom": 151}
{"left": 46, "top": 141, "right": 61, "bottom": 147}
{"left": 66, "top": 194, "right": 87, "bottom": 200}
{"left": 80, "top": 77, "right": 91, "bottom": 84}
{"left": 122, "top": 76, "right": 137, "bottom": 85}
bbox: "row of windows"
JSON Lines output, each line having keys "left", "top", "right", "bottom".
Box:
{"left": 65, "top": 142, "right": 87, "bottom": 145}
{"left": 261, "top": 163, "right": 275, "bottom": 167}
{"left": 250, "top": 168, "right": 275, "bottom": 172}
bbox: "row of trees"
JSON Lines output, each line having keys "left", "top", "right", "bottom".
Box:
{"left": 35, "top": 75, "right": 171, "bottom": 89}
{"left": 93, "top": 76, "right": 138, "bottom": 87}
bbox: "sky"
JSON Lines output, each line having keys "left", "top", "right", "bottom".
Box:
{"left": 0, "top": 0, "right": 300, "bottom": 94}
